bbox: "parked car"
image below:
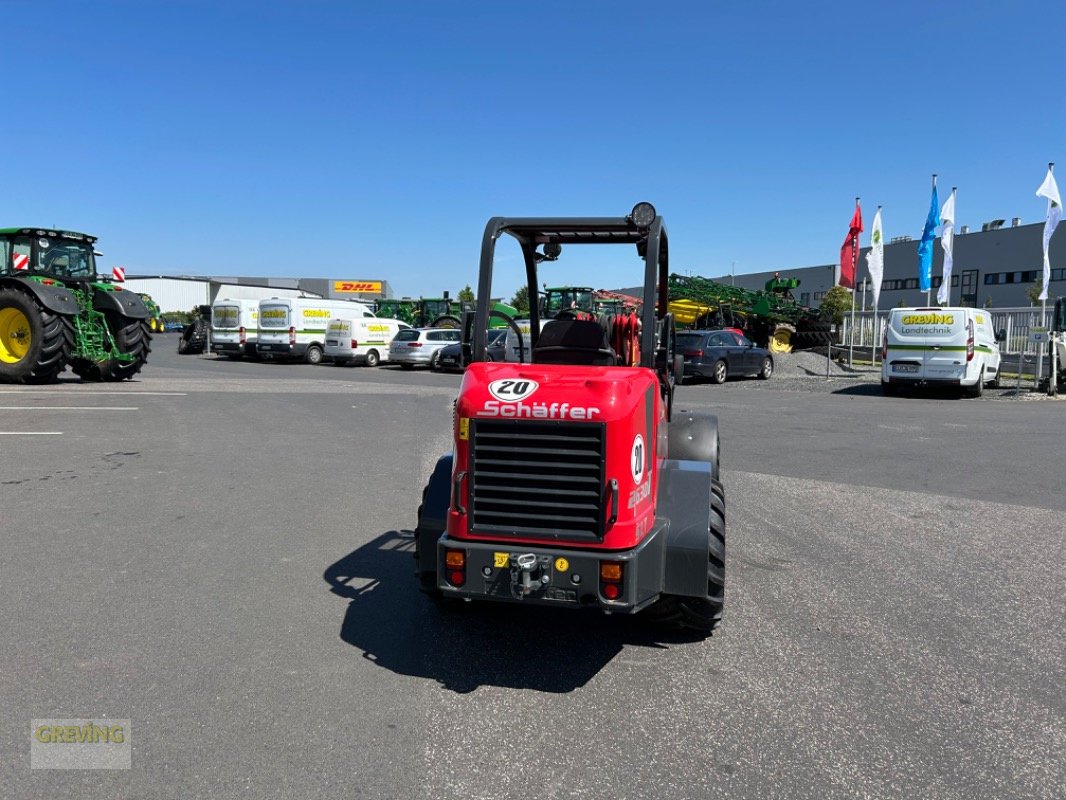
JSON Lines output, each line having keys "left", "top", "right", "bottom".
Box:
{"left": 434, "top": 329, "right": 508, "bottom": 372}
{"left": 388, "top": 327, "right": 462, "bottom": 369}
{"left": 677, "top": 329, "right": 773, "bottom": 384}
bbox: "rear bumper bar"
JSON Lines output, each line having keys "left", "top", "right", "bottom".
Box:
{"left": 435, "top": 526, "right": 667, "bottom": 613}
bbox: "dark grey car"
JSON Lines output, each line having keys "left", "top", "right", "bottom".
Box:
{"left": 677, "top": 329, "right": 773, "bottom": 384}
{"left": 434, "top": 328, "right": 507, "bottom": 372}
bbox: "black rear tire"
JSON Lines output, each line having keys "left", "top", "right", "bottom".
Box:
{"left": 0, "top": 288, "right": 74, "bottom": 384}
{"left": 365, "top": 349, "right": 380, "bottom": 368}
{"left": 642, "top": 479, "right": 725, "bottom": 637}
{"left": 758, "top": 356, "right": 773, "bottom": 380}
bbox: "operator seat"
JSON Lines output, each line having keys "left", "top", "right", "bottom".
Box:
{"left": 532, "top": 319, "right": 617, "bottom": 366}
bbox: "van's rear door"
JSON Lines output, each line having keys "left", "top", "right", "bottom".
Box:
{"left": 905, "top": 309, "right": 968, "bottom": 380}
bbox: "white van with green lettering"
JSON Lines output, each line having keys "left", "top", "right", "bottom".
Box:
{"left": 881, "top": 306, "right": 1003, "bottom": 397}
{"left": 210, "top": 298, "right": 260, "bottom": 358}
{"left": 257, "top": 298, "right": 376, "bottom": 364}
{"left": 324, "top": 317, "right": 410, "bottom": 366}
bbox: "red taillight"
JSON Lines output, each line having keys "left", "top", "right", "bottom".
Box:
{"left": 966, "top": 320, "right": 975, "bottom": 362}
{"left": 239, "top": 326, "right": 246, "bottom": 345}
{"left": 694, "top": 349, "right": 704, "bottom": 357}
{"left": 288, "top": 326, "right": 296, "bottom": 345}
{"left": 445, "top": 549, "right": 466, "bottom": 587}
{"left": 600, "top": 561, "right": 623, "bottom": 601}
{"left": 351, "top": 339, "right": 358, "bottom": 349}
{"left": 408, "top": 342, "right": 423, "bottom": 347}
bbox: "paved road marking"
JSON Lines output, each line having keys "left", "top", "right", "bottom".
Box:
{"left": 0, "top": 391, "right": 186, "bottom": 396}
{"left": 0, "top": 431, "right": 63, "bottom": 435}
{"left": 0, "top": 406, "right": 139, "bottom": 411}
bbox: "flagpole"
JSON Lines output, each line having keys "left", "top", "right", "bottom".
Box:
{"left": 926, "top": 174, "right": 937, "bottom": 306}
{"left": 873, "top": 205, "right": 881, "bottom": 368}
{"left": 849, "top": 197, "right": 859, "bottom": 368}
{"left": 1039, "top": 162, "right": 1053, "bottom": 390}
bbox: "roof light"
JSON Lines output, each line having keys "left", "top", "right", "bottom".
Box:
{"left": 629, "top": 202, "right": 656, "bottom": 228}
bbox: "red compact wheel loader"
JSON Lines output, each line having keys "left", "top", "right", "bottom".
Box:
{"left": 414, "top": 203, "right": 725, "bottom": 635}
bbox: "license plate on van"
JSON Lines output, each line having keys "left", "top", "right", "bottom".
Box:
{"left": 893, "top": 364, "right": 918, "bottom": 373}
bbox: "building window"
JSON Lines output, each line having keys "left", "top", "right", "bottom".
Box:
{"left": 800, "top": 292, "right": 810, "bottom": 305}
{"left": 904, "top": 278, "right": 918, "bottom": 289}
{"left": 813, "top": 291, "right": 825, "bottom": 301}
{"left": 932, "top": 276, "right": 942, "bottom": 288}
{"left": 952, "top": 275, "right": 959, "bottom": 287}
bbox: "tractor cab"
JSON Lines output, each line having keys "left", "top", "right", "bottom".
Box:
{"left": 539, "top": 286, "right": 595, "bottom": 318}
{"left": 0, "top": 228, "right": 98, "bottom": 280}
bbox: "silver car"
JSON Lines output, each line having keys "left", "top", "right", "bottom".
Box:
{"left": 388, "top": 327, "right": 462, "bottom": 369}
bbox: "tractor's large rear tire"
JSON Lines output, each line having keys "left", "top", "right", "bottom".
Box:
{"left": 0, "top": 288, "right": 74, "bottom": 384}
{"left": 643, "top": 479, "right": 725, "bottom": 637}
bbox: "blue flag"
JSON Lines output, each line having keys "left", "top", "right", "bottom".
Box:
{"left": 917, "top": 184, "right": 940, "bottom": 293}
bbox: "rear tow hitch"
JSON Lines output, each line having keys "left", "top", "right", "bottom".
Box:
{"left": 511, "top": 553, "right": 551, "bottom": 599}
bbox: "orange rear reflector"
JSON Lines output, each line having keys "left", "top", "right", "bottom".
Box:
{"left": 445, "top": 549, "right": 466, "bottom": 568}
{"left": 599, "top": 562, "right": 623, "bottom": 582}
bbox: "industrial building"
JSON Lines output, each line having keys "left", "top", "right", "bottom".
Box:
{"left": 121, "top": 275, "right": 393, "bottom": 312}
{"left": 700, "top": 218, "right": 1063, "bottom": 310}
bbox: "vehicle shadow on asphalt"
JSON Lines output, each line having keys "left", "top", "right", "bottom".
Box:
{"left": 324, "top": 530, "right": 693, "bottom": 694}
{"left": 831, "top": 383, "right": 1017, "bottom": 399}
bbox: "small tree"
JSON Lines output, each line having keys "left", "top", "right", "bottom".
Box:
{"left": 458, "top": 285, "right": 475, "bottom": 304}
{"left": 1025, "top": 276, "right": 1043, "bottom": 306}
{"left": 819, "top": 285, "right": 853, "bottom": 325}
{"left": 511, "top": 285, "right": 530, "bottom": 315}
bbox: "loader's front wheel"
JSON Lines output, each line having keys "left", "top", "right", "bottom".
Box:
{"left": 0, "top": 288, "right": 74, "bottom": 384}
{"left": 642, "top": 478, "right": 725, "bottom": 637}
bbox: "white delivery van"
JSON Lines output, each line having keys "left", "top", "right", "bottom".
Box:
{"left": 210, "top": 298, "right": 260, "bottom": 358}
{"left": 324, "top": 317, "right": 410, "bottom": 366}
{"left": 256, "top": 297, "right": 376, "bottom": 364}
{"left": 503, "top": 318, "right": 548, "bottom": 363}
{"left": 882, "top": 306, "right": 1003, "bottom": 397}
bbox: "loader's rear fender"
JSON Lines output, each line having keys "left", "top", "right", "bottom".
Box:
{"left": 0, "top": 277, "right": 77, "bottom": 317}
{"left": 658, "top": 458, "right": 713, "bottom": 598}
{"left": 666, "top": 411, "right": 719, "bottom": 481}
{"left": 94, "top": 287, "right": 150, "bottom": 319}
{"left": 416, "top": 453, "right": 453, "bottom": 575}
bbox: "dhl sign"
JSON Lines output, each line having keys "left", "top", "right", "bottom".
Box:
{"left": 334, "top": 280, "right": 382, "bottom": 294}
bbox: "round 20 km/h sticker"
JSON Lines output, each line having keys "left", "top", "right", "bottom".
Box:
{"left": 487, "top": 378, "right": 540, "bottom": 403}
{"left": 631, "top": 434, "right": 645, "bottom": 485}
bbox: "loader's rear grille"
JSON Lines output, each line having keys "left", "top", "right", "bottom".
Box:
{"left": 470, "top": 419, "right": 606, "bottom": 541}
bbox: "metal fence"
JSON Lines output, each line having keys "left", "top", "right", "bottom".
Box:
{"left": 838, "top": 306, "right": 1051, "bottom": 354}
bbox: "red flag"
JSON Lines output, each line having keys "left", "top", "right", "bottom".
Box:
{"left": 839, "top": 202, "right": 863, "bottom": 290}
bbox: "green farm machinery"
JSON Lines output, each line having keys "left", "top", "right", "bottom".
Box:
{"left": 375, "top": 296, "right": 463, "bottom": 328}
{"left": 376, "top": 295, "right": 517, "bottom": 330}
{"left": 0, "top": 227, "right": 152, "bottom": 383}
{"left": 668, "top": 273, "right": 833, "bottom": 353}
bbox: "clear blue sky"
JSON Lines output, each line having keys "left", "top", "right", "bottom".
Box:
{"left": 5, "top": 0, "right": 1063, "bottom": 299}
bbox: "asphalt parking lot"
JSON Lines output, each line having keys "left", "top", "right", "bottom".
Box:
{"left": 2, "top": 339, "right": 1063, "bottom": 799}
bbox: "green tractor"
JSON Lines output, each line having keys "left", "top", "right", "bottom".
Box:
{"left": 375, "top": 295, "right": 467, "bottom": 328}
{"left": 0, "top": 227, "right": 152, "bottom": 383}
{"left": 138, "top": 293, "right": 165, "bottom": 333}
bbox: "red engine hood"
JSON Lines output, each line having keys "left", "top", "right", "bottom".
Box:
{"left": 450, "top": 362, "right": 663, "bottom": 550}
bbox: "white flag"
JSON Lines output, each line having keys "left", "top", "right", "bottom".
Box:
{"left": 1036, "top": 167, "right": 1062, "bottom": 302}
{"left": 937, "top": 190, "right": 956, "bottom": 305}
{"left": 865, "top": 208, "right": 884, "bottom": 309}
